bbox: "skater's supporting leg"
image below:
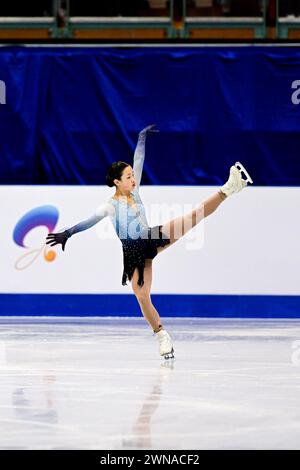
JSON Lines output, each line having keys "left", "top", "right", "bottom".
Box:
{"left": 157, "top": 191, "right": 225, "bottom": 253}
{"left": 131, "top": 260, "right": 174, "bottom": 359}
{"left": 131, "top": 259, "right": 162, "bottom": 332}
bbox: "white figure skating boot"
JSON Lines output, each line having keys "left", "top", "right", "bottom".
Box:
{"left": 156, "top": 329, "right": 175, "bottom": 360}
{"left": 220, "top": 162, "right": 253, "bottom": 197}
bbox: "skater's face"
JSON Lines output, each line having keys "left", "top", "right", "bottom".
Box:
{"left": 114, "top": 165, "right": 136, "bottom": 192}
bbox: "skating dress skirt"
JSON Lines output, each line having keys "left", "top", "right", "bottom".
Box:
{"left": 121, "top": 225, "right": 170, "bottom": 287}
{"left": 110, "top": 192, "right": 170, "bottom": 287}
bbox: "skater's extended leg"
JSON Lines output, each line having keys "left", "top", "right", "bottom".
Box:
{"left": 157, "top": 191, "right": 225, "bottom": 254}
{"left": 157, "top": 161, "right": 252, "bottom": 255}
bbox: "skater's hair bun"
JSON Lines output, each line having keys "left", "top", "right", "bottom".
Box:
{"left": 106, "top": 161, "right": 130, "bottom": 187}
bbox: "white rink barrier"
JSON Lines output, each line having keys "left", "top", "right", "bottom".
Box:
{"left": 1, "top": 185, "right": 299, "bottom": 297}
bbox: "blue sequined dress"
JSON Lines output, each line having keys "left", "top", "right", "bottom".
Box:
{"left": 66, "top": 128, "right": 170, "bottom": 287}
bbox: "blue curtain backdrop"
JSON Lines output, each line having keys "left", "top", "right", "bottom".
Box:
{"left": 0, "top": 46, "right": 300, "bottom": 186}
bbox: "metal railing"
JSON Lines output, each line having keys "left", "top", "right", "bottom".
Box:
{"left": 182, "top": 0, "right": 267, "bottom": 39}
{"left": 0, "top": 1, "right": 300, "bottom": 40}
{"left": 276, "top": 0, "right": 300, "bottom": 39}
{"left": 0, "top": 0, "right": 175, "bottom": 39}
{"left": 54, "top": 0, "right": 175, "bottom": 39}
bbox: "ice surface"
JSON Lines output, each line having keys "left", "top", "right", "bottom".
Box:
{"left": 0, "top": 316, "right": 300, "bottom": 450}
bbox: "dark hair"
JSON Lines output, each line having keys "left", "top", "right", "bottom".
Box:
{"left": 105, "top": 161, "right": 130, "bottom": 188}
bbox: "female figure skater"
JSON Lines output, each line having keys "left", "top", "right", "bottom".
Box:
{"left": 46, "top": 125, "right": 253, "bottom": 360}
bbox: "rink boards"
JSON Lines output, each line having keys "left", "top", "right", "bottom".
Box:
{"left": 0, "top": 185, "right": 299, "bottom": 317}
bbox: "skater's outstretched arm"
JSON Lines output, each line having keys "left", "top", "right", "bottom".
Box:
{"left": 133, "top": 124, "right": 158, "bottom": 190}
{"left": 46, "top": 201, "right": 115, "bottom": 251}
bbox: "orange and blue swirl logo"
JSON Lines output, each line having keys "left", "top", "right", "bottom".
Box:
{"left": 13, "top": 205, "right": 59, "bottom": 270}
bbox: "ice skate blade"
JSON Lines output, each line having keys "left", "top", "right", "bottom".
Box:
{"left": 235, "top": 162, "right": 253, "bottom": 185}
{"left": 162, "top": 348, "right": 175, "bottom": 360}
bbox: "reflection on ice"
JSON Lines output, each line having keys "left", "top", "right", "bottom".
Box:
{"left": 122, "top": 361, "right": 175, "bottom": 449}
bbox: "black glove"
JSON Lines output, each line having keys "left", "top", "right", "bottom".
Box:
{"left": 46, "top": 230, "right": 71, "bottom": 252}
